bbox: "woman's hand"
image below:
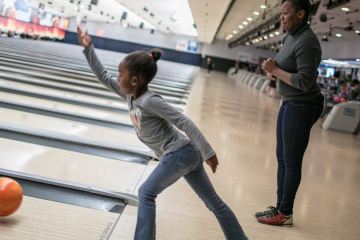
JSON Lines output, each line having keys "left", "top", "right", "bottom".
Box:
{"left": 206, "top": 155, "right": 219, "bottom": 173}
{"left": 266, "top": 72, "right": 276, "bottom": 80}
{"left": 262, "top": 58, "right": 277, "bottom": 74}
{"left": 263, "top": 59, "right": 294, "bottom": 86}
{"left": 77, "top": 26, "right": 92, "bottom": 48}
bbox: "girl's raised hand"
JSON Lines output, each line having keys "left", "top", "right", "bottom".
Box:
{"left": 77, "top": 26, "right": 92, "bottom": 48}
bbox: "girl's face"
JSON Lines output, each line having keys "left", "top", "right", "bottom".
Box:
{"left": 280, "top": 1, "right": 305, "bottom": 32}
{"left": 118, "top": 61, "right": 135, "bottom": 94}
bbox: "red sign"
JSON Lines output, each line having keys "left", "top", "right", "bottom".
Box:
{"left": 0, "top": 16, "right": 65, "bottom": 39}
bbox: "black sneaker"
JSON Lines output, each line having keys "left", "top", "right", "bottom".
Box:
{"left": 255, "top": 206, "right": 278, "bottom": 218}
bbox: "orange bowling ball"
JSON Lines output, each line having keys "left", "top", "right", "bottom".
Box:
{"left": 0, "top": 177, "right": 23, "bottom": 217}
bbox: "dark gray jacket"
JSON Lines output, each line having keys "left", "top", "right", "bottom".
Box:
{"left": 275, "top": 23, "right": 323, "bottom": 104}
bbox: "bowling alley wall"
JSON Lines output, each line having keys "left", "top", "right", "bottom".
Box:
{"left": 63, "top": 17, "right": 276, "bottom": 71}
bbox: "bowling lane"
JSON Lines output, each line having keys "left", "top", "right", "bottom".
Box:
{"left": 0, "top": 79, "right": 128, "bottom": 111}
{"left": 0, "top": 138, "right": 152, "bottom": 194}
{"left": 0, "top": 63, "right": 109, "bottom": 91}
{"left": 0, "top": 52, "right": 192, "bottom": 89}
{"left": 109, "top": 206, "right": 137, "bottom": 240}
{"left": 0, "top": 43, "right": 197, "bottom": 81}
{"left": 0, "top": 91, "right": 132, "bottom": 125}
{"left": 0, "top": 62, "right": 189, "bottom": 97}
{"left": 0, "top": 42, "right": 196, "bottom": 84}
{"left": 0, "top": 70, "right": 120, "bottom": 102}
{"left": 0, "top": 46, "right": 195, "bottom": 81}
{"left": 0, "top": 72, "right": 187, "bottom": 107}
{"left": 0, "top": 43, "right": 194, "bottom": 103}
{"left": 0, "top": 196, "right": 119, "bottom": 240}
{"left": 0, "top": 52, "right": 94, "bottom": 78}
{"left": 0, "top": 108, "right": 148, "bottom": 152}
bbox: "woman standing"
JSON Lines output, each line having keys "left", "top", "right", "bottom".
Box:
{"left": 256, "top": 0, "right": 324, "bottom": 226}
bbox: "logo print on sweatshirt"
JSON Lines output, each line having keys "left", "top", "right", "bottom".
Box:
{"left": 129, "top": 107, "right": 142, "bottom": 132}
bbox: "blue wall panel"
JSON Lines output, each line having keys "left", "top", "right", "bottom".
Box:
{"left": 64, "top": 31, "right": 202, "bottom": 66}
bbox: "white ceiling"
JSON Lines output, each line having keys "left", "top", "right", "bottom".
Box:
{"left": 27, "top": 0, "right": 231, "bottom": 43}
{"left": 311, "top": 0, "right": 360, "bottom": 42}
{"left": 116, "top": 0, "right": 197, "bottom": 36}
{"left": 10, "top": 0, "right": 360, "bottom": 45}
{"left": 32, "top": 0, "right": 154, "bottom": 29}
{"left": 219, "top": 0, "right": 360, "bottom": 48}
{"left": 32, "top": 0, "right": 197, "bottom": 36}
{"left": 187, "top": 0, "right": 232, "bottom": 43}
{"left": 216, "top": 0, "right": 281, "bottom": 41}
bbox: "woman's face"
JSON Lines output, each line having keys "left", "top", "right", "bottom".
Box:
{"left": 280, "top": 1, "right": 305, "bottom": 32}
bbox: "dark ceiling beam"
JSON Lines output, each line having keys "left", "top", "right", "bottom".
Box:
{"left": 212, "top": 0, "right": 236, "bottom": 43}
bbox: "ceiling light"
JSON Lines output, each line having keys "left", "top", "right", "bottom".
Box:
{"left": 269, "top": 33, "right": 274, "bottom": 37}
{"left": 247, "top": 17, "right": 253, "bottom": 21}
{"left": 260, "top": 5, "right": 267, "bottom": 9}
{"left": 275, "top": 31, "right": 280, "bottom": 35}
{"left": 238, "top": 25, "right": 244, "bottom": 29}
{"left": 255, "top": 39, "right": 259, "bottom": 43}
{"left": 356, "top": 59, "right": 360, "bottom": 61}
{"left": 341, "top": 7, "right": 350, "bottom": 12}
{"left": 226, "top": 34, "right": 233, "bottom": 40}
{"left": 355, "top": 30, "right": 360, "bottom": 34}
{"left": 243, "top": 21, "right": 248, "bottom": 25}
{"left": 233, "top": 30, "right": 237, "bottom": 34}
{"left": 264, "top": 36, "right": 268, "bottom": 40}
{"left": 336, "top": 33, "right": 342, "bottom": 37}
{"left": 254, "top": 11, "right": 260, "bottom": 15}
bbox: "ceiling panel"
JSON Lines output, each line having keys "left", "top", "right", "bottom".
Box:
{"left": 188, "top": 0, "right": 232, "bottom": 43}
{"left": 216, "top": 0, "right": 280, "bottom": 40}
{"left": 255, "top": 0, "right": 360, "bottom": 50}
{"left": 218, "top": 0, "right": 360, "bottom": 49}
{"left": 116, "top": 0, "right": 197, "bottom": 36}
{"left": 7, "top": 0, "right": 358, "bottom": 46}
{"left": 311, "top": 0, "right": 360, "bottom": 41}
{"left": 35, "top": 0, "right": 154, "bottom": 28}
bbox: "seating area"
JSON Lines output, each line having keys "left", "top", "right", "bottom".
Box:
{"left": 228, "top": 67, "right": 270, "bottom": 94}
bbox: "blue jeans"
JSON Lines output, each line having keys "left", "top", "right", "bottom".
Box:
{"left": 134, "top": 143, "right": 248, "bottom": 240}
{"left": 276, "top": 99, "right": 323, "bottom": 215}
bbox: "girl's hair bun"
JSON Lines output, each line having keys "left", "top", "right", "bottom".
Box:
{"left": 150, "top": 48, "right": 162, "bottom": 62}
